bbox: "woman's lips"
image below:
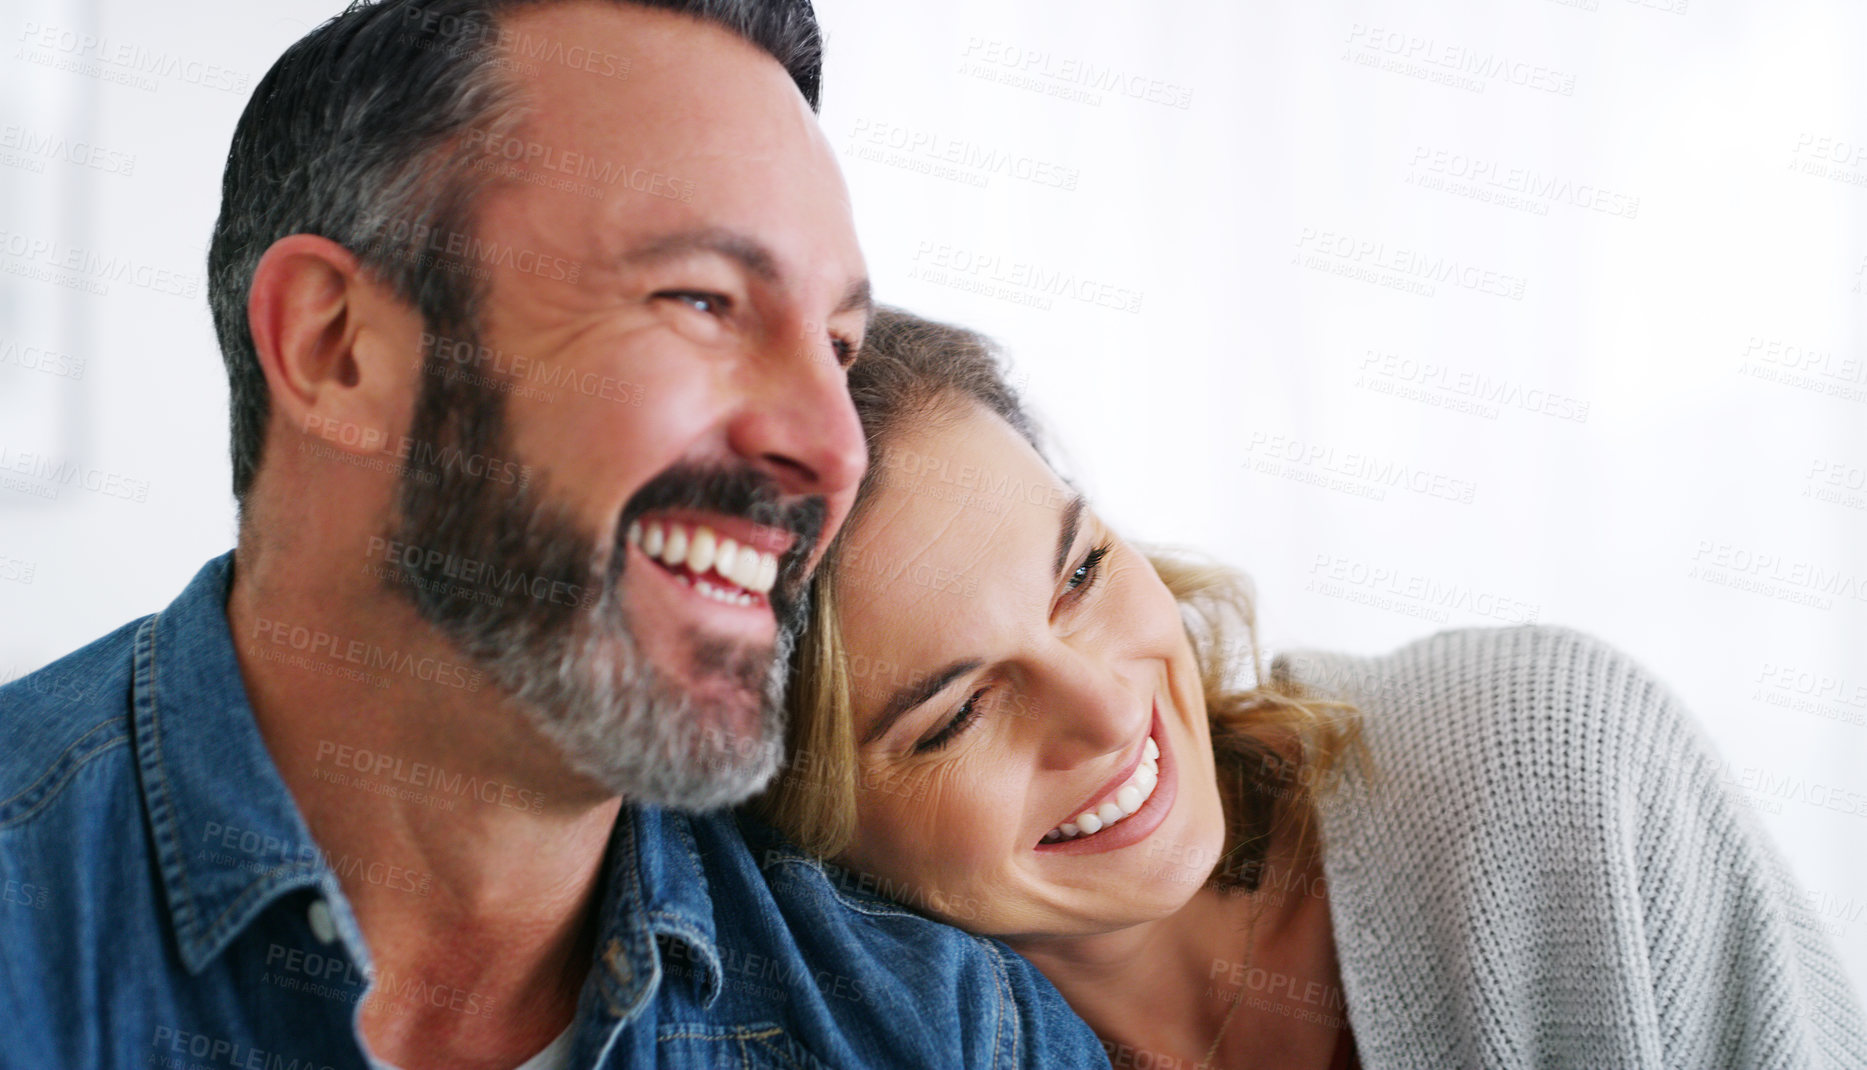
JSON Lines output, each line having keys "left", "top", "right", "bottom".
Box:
{"left": 1033, "top": 702, "right": 1177, "bottom": 856}
{"left": 1041, "top": 734, "right": 1159, "bottom": 841}
{"left": 1048, "top": 717, "right": 1150, "bottom": 834}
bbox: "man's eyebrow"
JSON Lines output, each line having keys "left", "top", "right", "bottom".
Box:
{"left": 617, "top": 227, "right": 779, "bottom": 284}
{"left": 861, "top": 658, "right": 983, "bottom": 747}
{"left": 619, "top": 228, "right": 870, "bottom": 323}
{"left": 1053, "top": 493, "right": 1086, "bottom": 580}
{"left": 835, "top": 276, "right": 872, "bottom": 318}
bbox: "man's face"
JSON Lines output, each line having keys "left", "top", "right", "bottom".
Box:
{"left": 387, "top": 2, "right": 869, "bottom": 809}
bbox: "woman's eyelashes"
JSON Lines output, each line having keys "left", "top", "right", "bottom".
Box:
{"left": 916, "top": 686, "right": 989, "bottom": 754}
{"left": 1062, "top": 541, "right": 1112, "bottom": 603}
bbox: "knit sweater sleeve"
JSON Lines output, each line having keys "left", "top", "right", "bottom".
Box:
{"left": 1586, "top": 629, "right": 1867, "bottom": 1068}
{"left": 1286, "top": 625, "right": 1867, "bottom": 1070}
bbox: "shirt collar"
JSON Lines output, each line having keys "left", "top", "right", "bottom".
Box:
{"left": 135, "top": 553, "right": 730, "bottom": 1034}
{"left": 586, "top": 804, "right": 726, "bottom": 1028}
{"left": 133, "top": 552, "right": 344, "bottom": 974}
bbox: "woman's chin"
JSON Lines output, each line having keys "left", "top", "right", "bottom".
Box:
{"left": 996, "top": 831, "right": 1228, "bottom": 938}
{"left": 997, "top": 888, "right": 1203, "bottom": 944}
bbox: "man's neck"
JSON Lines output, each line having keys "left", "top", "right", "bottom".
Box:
{"left": 228, "top": 542, "right": 622, "bottom": 1070}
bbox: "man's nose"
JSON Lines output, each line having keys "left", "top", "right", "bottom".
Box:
{"left": 725, "top": 326, "right": 866, "bottom": 501}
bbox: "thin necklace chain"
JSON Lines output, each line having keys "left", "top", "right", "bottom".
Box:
{"left": 1201, "top": 891, "right": 1270, "bottom": 1070}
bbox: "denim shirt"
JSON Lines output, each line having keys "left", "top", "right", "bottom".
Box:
{"left": 0, "top": 554, "right": 1110, "bottom": 1069}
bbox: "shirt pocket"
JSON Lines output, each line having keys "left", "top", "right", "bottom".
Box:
{"left": 654, "top": 1022, "right": 832, "bottom": 1070}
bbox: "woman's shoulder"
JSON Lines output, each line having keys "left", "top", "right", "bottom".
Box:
{"left": 1287, "top": 631, "right": 1867, "bottom": 1065}
{"left": 1275, "top": 624, "right": 1702, "bottom": 809}
{"left": 1274, "top": 623, "right": 1668, "bottom": 707}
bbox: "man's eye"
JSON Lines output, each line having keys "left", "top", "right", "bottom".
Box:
{"left": 831, "top": 336, "right": 857, "bottom": 368}
{"left": 659, "top": 291, "right": 730, "bottom": 316}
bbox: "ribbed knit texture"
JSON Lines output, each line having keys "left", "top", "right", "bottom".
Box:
{"left": 1277, "top": 625, "right": 1867, "bottom": 1070}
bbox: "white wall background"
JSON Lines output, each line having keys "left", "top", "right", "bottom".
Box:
{"left": 2, "top": 0, "right": 1863, "bottom": 999}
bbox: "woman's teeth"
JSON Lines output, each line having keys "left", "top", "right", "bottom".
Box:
{"left": 626, "top": 518, "right": 780, "bottom": 605}
{"left": 1042, "top": 735, "right": 1160, "bottom": 843}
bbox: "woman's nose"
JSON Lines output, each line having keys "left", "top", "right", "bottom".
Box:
{"left": 1026, "top": 648, "right": 1148, "bottom": 767}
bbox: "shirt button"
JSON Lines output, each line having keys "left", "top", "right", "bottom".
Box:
{"left": 307, "top": 898, "right": 337, "bottom": 945}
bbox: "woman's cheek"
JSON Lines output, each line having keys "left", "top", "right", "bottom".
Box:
{"left": 858, "top": 760, "right": 966, "bottom": 852}
{"left": 1127, "top": 564, "right": 1186, "bottom": 639}
{"left": 922, "top": 761, "right": 1009, "bottom": 866}
{"left": 917, "top": 760, "right": 982, "bottom": 828}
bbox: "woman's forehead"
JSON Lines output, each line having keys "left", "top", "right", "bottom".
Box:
{"left": 841, "top": 409, "right": 1068, "bottom": 600}
{"left": 834, "top": 410, "right": 1077, "bottom": 695}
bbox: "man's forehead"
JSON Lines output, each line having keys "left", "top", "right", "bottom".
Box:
{"left": 484, "top": 4, "right": 863, "bottom": 299}
{"left": 502, "top": 2, "right": 807, "bottom": 141}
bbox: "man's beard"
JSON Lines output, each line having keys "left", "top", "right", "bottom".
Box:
{"left": 384, "top": 331, "right": 825, "bottom": 811}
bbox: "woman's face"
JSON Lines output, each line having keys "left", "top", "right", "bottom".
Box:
{"left": 831, "top": 401, "right": 1226, "bottom": 939}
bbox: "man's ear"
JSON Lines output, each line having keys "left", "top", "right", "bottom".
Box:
{"left": 247, "top": 234, "right": 421, "bottom": 459}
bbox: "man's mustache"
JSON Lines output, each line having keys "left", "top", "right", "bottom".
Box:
{"left": 616, "top": 463, "right": 828, "bottom": 616}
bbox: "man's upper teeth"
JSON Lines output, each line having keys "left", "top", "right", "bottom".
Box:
{"left": 625, "top": 519, "right": 778, "bottom": 595}
{"left": 1043, "top": 734, "right": 1160, "bottom": 843}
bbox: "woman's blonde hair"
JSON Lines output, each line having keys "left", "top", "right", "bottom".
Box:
{"left": 751, "top": 308, "right": 1360, "bottom": 892}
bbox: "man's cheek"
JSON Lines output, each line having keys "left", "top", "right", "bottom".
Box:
{"left": 810, "top": 496, "right": 862, "bottom": 573}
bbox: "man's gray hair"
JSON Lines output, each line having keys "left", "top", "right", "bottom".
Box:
{"left": 206, "top": 0, "right": 825, "bottom": 506}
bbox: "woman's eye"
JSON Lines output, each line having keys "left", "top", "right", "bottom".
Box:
{"left": 1066, "top": 543, "right": 1111, "bottom": 596}
{"left": 915, "top": 687, "right": 989, "bottom": 754}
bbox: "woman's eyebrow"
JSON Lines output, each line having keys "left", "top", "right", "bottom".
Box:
{"left": 1053, "top": 494, "right": 1086, "bottom": 579}
{"left": 861, "top": 658, "right": 983, "bottom": 746}
{"left": 857, "top": 492, "right": 1084, "bottom": 748}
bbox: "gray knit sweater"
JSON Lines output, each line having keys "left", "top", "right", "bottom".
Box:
{"left": 1276, "top": 625, "right": 1867, "bottom": 1069}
